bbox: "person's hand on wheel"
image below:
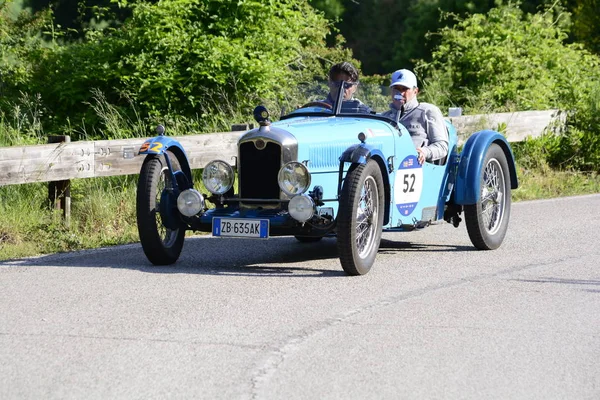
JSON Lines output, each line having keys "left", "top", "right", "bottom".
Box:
{"left": 416, "top": 148, "right": 426, "bottom": 165}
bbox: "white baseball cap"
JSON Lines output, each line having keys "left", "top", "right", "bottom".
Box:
{"left": 389, "top": 69, "right": 418, "bottom": 89}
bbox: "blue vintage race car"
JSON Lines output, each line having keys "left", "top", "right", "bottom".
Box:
{"left": 136, "top": 81, "right": 518, "bottom": 275}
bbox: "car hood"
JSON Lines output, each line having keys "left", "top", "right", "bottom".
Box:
{"left": 273, "top": 115, "right": 395, "bottom": 143}
{"left": 238, "top": 116, "right": 396, "bottom": 171}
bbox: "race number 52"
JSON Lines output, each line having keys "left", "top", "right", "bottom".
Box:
{"left": 403, "top": 173, "right": 417, "bottom": 194}
{"left": 394, "top": 155, "right": 423, "bottom": 216}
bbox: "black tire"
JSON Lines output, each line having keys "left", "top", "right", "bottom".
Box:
{"left": 136, "top": 151, "right": 186, "bottom": 265}
{"left": 464, "top": 143, "right": 512, "bottom": 250}
{"left": 337, "top": 160, "right": 385, "bottom": 275}
{"left": 294, "top": 235, "right": 323, "bottom": 243}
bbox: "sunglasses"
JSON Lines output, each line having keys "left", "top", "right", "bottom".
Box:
{"left": 392, "top": 86, "right": 410, "bottom": 93}
{"left": 392, "top": 86, "right": 411, "bottom": 93}
{"left": 329, "top": 81, "right": 358, "bottom": 90}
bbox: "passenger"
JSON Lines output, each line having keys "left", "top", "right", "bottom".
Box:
{"left": 381, "top": 69, "right": 448, "bottom": 165}
{"left": 323, "top": 62, "right": 371, "bottom": 113}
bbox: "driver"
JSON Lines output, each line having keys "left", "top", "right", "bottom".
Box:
{"left": 323, "top": 62, "right": 371, "bottom": 113}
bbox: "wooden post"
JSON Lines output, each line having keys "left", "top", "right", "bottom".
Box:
{"left": 231, "top": 123, "right": 254, "bottom": 131}
{"left": 47, "top": 135, "right": 71, "bottom": 225}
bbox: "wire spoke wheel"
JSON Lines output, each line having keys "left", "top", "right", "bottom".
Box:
{"left": 337, "top": 160, "right": 385, "bottom": 275}
{"left": 137, "top": 151, "right": 186, "bottom": 265}
{"left": 356, "top": 176, "right": 378, "bottom": 258}
{"left": 154, "top": 166, "right": 180, "bottom": 247}
{"left": 465, "top": 143, "right": 512, "bottom": 250}
{"left": 480, "top": 159, "right": 504, "bottom": 234}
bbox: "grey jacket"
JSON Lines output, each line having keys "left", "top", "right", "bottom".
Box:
{"left": 381, "top": 98, "right": 449, "bottom": 162}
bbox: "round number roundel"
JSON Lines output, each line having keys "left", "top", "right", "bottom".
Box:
{"left": 394, "top": 155, "right": 423, "bottom": 216}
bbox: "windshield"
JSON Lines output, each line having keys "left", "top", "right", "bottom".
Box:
{"left": 279, "top": 80, "right": 398, "bottom": 123}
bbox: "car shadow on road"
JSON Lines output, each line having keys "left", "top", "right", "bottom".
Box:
{"left": 378, "top": 238, "right": 474, "bottom": 253}
{"left": 1, "top": 236, "right": 475, "bottom": 277}
{"left": 0, "top": 236, "right": 347, "bottom": 277}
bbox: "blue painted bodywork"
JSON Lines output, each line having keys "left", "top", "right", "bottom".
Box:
{"left": 454, "top": 130, "right": 519, "bottom": 205}
{"left": 139, "top": 135, "right": 193, "bottom": 186}
{"left": 140, "top": 105, "right": 518, "bottom": 237}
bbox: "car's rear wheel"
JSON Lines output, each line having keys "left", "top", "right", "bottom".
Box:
{"left": 137, "top": 151, "right": 186, "bottom": 265}
{"left": 337, "top": 160, "right": 385, "bottom": 276}
{"left": 464, "top": 143, "right": 511, "bottom": 250}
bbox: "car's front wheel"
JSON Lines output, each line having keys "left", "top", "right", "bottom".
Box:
{"left": 464, "top": 143, "right": 512, "bottom": 250}
{"left": 137, "top": 151, "right": 186, "bottom": 265}
{"left": 337, "top": 160, "right": 385, "bottom": 275}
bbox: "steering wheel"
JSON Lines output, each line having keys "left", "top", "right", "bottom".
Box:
{"left": 299, "top": 101, "right": 333, "bottom": 110}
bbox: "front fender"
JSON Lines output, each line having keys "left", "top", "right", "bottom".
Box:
{"left": 338, "top": 144, "right": 391, "bottom": 224}
{"left": 454, "top": 130, "right": 518, "bottom": 205}
{"left": 339, "top": 143, "right": 386, "bottom": 165}
{"left": 139, "top": 135, "right": 193, "bottom": 185}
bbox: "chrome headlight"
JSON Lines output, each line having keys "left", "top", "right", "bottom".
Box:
{"left": 288, "top": 194, "right": 315, "bottom": 222}
{"left": 202, "top": 160, "right": 234, "bottom": 195}
{"left": 278, "top": 161, "right": 311, "bottom": 196}
{"left": 177, "top": 189, "right": 205, "bottom": 217}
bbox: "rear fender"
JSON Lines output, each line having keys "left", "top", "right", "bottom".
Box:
{"left": 454, "top": 130, "right": 518, "bottom": 205}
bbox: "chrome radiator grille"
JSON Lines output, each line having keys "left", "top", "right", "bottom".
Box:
{"left": 239, "top": 141, "right": 281, "bottom": 202}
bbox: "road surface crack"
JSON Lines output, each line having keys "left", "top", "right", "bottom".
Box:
{"left": 0, "top": 331, "right": 266, "bottom": 351}
{"left": 250, "top": 252, "right": 597, "bottom": 398}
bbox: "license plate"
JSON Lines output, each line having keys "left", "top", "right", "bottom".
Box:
{"left": 212, "top": 218, "right": 269, "bottom": 238}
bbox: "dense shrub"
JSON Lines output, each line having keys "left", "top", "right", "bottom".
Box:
{"left": 417, "top": 3, "right": 599, "bottom": 111}
{"left": 0, "top": 3, "right": 54, "bottom": 145}
{"left": 417, "top": 3, "right": 600, "bottom": 171}
{"left": 17, "top": 0, "right": 353, "bottom": 138}
{"left": 0, "top": 2, "right": 53, "bottom": 100}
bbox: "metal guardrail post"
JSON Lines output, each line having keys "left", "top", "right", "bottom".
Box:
{"left": 47, "top": 135, "right": 71, "bottom": 225}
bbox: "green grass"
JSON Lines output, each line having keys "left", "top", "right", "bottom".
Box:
{"left": 0, "top": 177, "right": 139, "bottom": 260}
{"left": 1, "top": 88, "right": 599, "bottom": 261}
{"left": 514, "top": 168, "right": 600, "bottom": 201}
{"left": 0, "top": 93, "right": 47, "bottom": 147}
{"left": 1, "top": 165, "right": 599, "bottom": 261}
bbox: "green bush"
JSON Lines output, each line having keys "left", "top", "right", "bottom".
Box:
{"left": 0, "top": 2, "right": 49, "bottom": 98}
{"left": 14, "top": 0, "right": 353, "bottom": 139}
{"left": 417, "top": 3, "right": 600, "bottom": 171}
{"left": 417, "top": 3, "right": 598, "bottom": 111}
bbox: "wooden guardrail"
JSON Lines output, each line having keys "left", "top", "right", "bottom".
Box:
{"left": 0, "top": 109, "right": 562, "bottom": 222}
{"left": 0, "top": 131, "right": 240, "bottom": 187}
{"left": 0, "top": 110, "right": 559, "bottom": 186}
{"left": 0, "top": 109, "right": 563, "bottom": 188}
{"left": 451, "top": 109, "right": 564, "bottom": 142}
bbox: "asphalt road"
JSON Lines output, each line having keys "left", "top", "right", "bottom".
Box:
{"left": 1, "top": 194, "right": 599, "bottom": 399}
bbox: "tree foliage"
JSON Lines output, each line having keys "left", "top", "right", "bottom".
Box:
{"left": 308, "top": 0, "right": 344, "bottom": 20}
{"left": 336, "top": 0, "right": 599, "bottom": 75}
{"left": 336, "top": 0, "right": 508, "bottom": 74}
{"left": 3, "top": 0, "right": 354, "bottom": 138}
{"left": 417, "top": 2, "right": 600, "bottom": 170}
{"left": 3, "top": 0, "right": 599, "bottom": 169}
{"left": 23, "top": 0, "right": 130, "bottom": 38}
{"left": 571, "top": 0, "right": 600, "bottom": 54}
{"left": 417, "top": 3, "right": 597, "bottom": 110}
{"left": 0, "top": 1, "right": 50, "bottom": 96}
